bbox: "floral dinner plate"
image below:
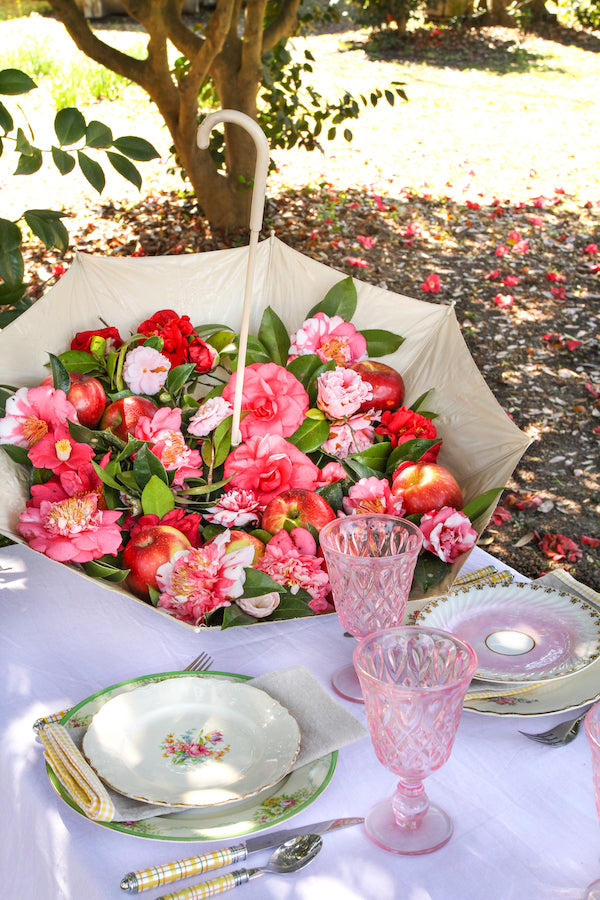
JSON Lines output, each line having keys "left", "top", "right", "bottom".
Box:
{"left": 46, "top": 671, "right": 337, "bottom": 841}
{"left": 82, "top": 677, "right": 300, "bottom": 807}
{"left": 417, "top": 583, "right": 600, "bottom": 684}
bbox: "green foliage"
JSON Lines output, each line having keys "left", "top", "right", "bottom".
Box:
{"left": 0, "top": 68, "right": 159, "bottom": 326}
{"left": 347, "top": 0, "right": 425, "bottom": 30}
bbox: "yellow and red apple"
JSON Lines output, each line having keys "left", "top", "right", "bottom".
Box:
{"left": 122, "top": 524, "right": 191, "bottom": 600}
{"left": 262, "top": 488, "right": 336, "bottom": 535}
{"left": 101, "top": 396, "right": 158, "bottom": 441}
{"left": 43, "top": 373, "right": 107, "bottom": 428}
{"left": 391, "top": 462, "right": 463, "bottom": 516}
{"left": 349, "top": 360, "right": 405, "bottom": 413}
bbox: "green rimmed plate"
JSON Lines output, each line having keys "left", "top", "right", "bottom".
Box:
{"left": 46, "top": 670, "right": 337, "bottom": 841}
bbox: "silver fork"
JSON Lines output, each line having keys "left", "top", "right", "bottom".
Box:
{"left": 33, "top": 651, "right": 213, "bottom": 732}
{"left": 518, "top": 703, "right": 595, "bottom": 746}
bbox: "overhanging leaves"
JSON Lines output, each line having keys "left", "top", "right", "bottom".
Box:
{"left": 307, "top": 275, "right": 357, "bottom": 320}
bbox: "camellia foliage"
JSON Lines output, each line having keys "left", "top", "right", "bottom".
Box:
{"left": 0, "top": 67, "right": 158, "bottom": 327}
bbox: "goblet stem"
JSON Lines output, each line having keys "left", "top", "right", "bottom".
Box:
{"left": 392, "top": 778, "right": 429, "bottom": 830}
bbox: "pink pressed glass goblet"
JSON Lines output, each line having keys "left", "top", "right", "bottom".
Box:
{"left": 319, "top": 514, "right": 423, "bottom": 703}
{"left": 583, "top": 703, "right": 600, "bottom": 898}
{"left": 354, "top": 625, "right": 477, "bottom": 854}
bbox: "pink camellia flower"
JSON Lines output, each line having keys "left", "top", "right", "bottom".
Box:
{"left": 156, "top": 530, "right": 254, "bottom": 625}
{"left": 122, "top": 345, "right": 171, "bottom": 395}
{"left": 343, "top": 477, "right": 406, "bottom": 517}
{"left": 317, "top": 367, "right": 373, "bottom": 420}
{"left": 502, "top": 275, "right": 520, "bottom": 287}
{"left": 135, "top": 406, "right": 202, "bottom": 478}
{"left": 288, "top": 312, "right": 367, "bottom": 367}
{"left": 27, "top": 425, "right": 94, "bottom": 475}
{"left": 17, "top": 480, "right": 123, "bottom": 563}
{"left": 420, "top": 273, "right": 441, "bottom": 293}
{"left": 0, "top": 385, "right": 78, "bottom": 449}
{"left": 419, "top": 506, "right": 477, "bottom": 563}
{"left": 255, "top": 530, "right": 331, "bottom": 612}
{"left": 236, "top": 591, "right": 281, "bottom": 618}
{"left": 316, "top": 461, "right": 346, "bottom": 486}
{"left": 495, "top": 245, "right": 509, "bottom": 257}
{"left": 203, "top": 488, "right": 263, "bottom": 527}
{"left": 507, "top": 230, "right": 522, "bottom": 244}
{"left": 494, "top": 293, "right": 514, "bottom": 309}
{"left": 221, "top": 363, "right": 308, "bottom": 441}
{"left": 357, "top": 235, "right": 377, "bottom": 249}
{"left": 187, "top": 397, "right": 233, "bottom": 438}
{"left": 321, "top": 413, "right": 375, "bottom": 460}
{"left": 513, "top": 240, "right": 529, "bottom": 254}
{"left": 584, "top": 243, "right": 599, "bottom": 255}
{"left": 346, "top": 257, "right": 369, "bottom": 268}
{"left": 224, "top": 434, "right": 319, "bottom": 505}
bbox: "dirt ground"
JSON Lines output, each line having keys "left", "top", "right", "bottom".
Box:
{"left": 3, "top": 15, "right": 600, "bottom": 589}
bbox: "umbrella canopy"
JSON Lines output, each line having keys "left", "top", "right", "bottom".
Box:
{"left": 0, "top": 236, "right": 530, "bottom": 620}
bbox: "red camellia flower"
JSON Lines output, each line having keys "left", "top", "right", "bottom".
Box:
{"left": 504, "top": 491, "right": 542, "bottom": 510}
{"left": 137, "top": 309, "right": 195, "bottom": 366}
{"left": 188, "top": 336, "right": 217, "bottom": 373}
{"left": 71, "top": 326, "right": 123, "bottom": 352}
{"left": 375, "top": 407, "right": 440, "bottom": 458}
{"left": 420, "top": 273, "right": 441, "bottom": 293}
{"left": 535, "top": 531, "right": 582, "bottom": 562}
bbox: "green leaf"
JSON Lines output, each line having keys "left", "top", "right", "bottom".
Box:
{"left": 463, "top": 488, "right": 504, "bottom": 524}
{"left": 48, "top": 353, "right": 71, "bottom": 393}
{"left": 141, "top": 475, "right": 175, "bottom": 517}
{"left": 86, "top": 120, "right": 113, "bottom": 148}
{"left": 230, "top": 334, "right": 272, "bottom": 367}
{"left": 286, "top": 353, "right": 323, "bottom": 389}
{"left": 77, "top": 150, "right": 105, "bottom": 194}
{"left": 218, "top": 604, "right": 258, "bottom": 628}
{"left": 342, "top": 457, "right": 381, "bottom": 482}
{"left": 287, "top": 412, "right": 329, "bottom": 454}
{"left": 24, "top": 210, "right": 69, "bottom": 252}
{"left": 14, "top": 147, "right": 42, "bottom": 175}
{"left": 90, "top": 458, "right": 123, "bottom": 491}
{"left": 264, "top": 590, "right": 315, "bottom": 620}
{"left": 360, "top": 328, "right": 404, "bottom": 357}
{"left": 1, "top": 443, "right": 31, "bottom": 466}
{"left": 307, "top": 276, "right": 357, "bottom": 321}
{"left": 386, "top": 439, "right": 442, "bottom": 473}
{"left": 0, "top": 236, "right": 24, "bottom": 289}
{"left": 350, "top": 442, "right": 392, "bottom": 473}
{"left": 112, "top": 135, "right": 159, "bottom": 161}
{"left": 258, "top": 306, "right": 290, "bottom": 366}
{"left": 82, "top": 558, "right": 129, "bottom": 583}
{"left": 57, "top": 350, "right": 102, "bottom": 375}
{"left": 241, "top": 568, "right": 287, "bottom": 597}
{"left": 410, "top": 390, "right": 435, "bottom": 414}
{"left": 55, "top": 107, "right": 86, "bottom": 145}
{"left": 0, "top": 68, "right": 36, "bottom": 95}
{"left": 412, "top": 552, "right": 448, "bottom": 593}
{"left": 15, "top": 127, "right": 34, "bottom": 155}
{"left": 165, "top": 363, "right": 196, "bottom": 396}
{"left": 0, "top": 282, "right": 27, "bottom": 314}
{"left": 0, "top": 218, "right": 22, "bottom": 251}
{"left": 203, "top": 330, "right": 235, "bottom": 355}
{"left": 106, "top": 150, "right": 142, "bottom": 191}
{"left": 316, "top": 479, "right": 346, "bottom": 515}
{"left": 133, "top": 443, "right": 169, "bottom": 490}
{"left": 0, "top": 101, "right": 14, "bottom": 134}
{"left": 212, "top": 416, "right": 233, "bottom": 469}
{"left": 51, "top": 145, "right": 76, "bottom": 175}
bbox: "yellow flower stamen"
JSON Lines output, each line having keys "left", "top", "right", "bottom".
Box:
{"left": 55, "top": 438, "right": 72, "bottom": 461}
{"left": 46, "top": 495, "right": 98, "bottom": 535}
{"left": 22, "top": 416, "right": 48, "bottom": 447}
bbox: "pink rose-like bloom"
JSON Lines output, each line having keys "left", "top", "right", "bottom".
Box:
{"left": 221, "top": 363, "right": 308, "bottom": 441}
{"left": 203, "top": 488, "right": 263, "bottom": 527}
{"left": 0, "top": 385, "right": 78, "bottom": 449}
{"left": 156, "top": 530, "right": 254, "bottom": 625}
{"left": 288, "top": 312, "right": 367, "bottom": 367}
{"left": 317, "top": 367, "right": 373, "bottom": 420}
{"left": 236, "top": 591, "right": 281, "bottom": 618}
{"left": 122, "top": 345, "right": 171, "bottom": 395}
{"left": 255, "top": 530, "right": 331, "bottom": 612}
{"left": 420, "top": 273, "right": 441, "bottom": 293}
{"left": 316, "top": 461, "right": 346, "bottom": 485}
{"left": 135, "top": 406, "right": 202, "bottom": 477}
{"left": 321, "top": 413, "right": 375, "bottom": 460}
{"left": 343, "top": 476, "right": 406, "bottom": 517}
{"left": 17, "top": 480, "right": 123, "bottom": 563}
{"left": 224, "top": 434, "right": 319, "bottom": 505}
{"left": 28, "top": 425, "right": 94, "bottom": 475}
{"left": 187, "top": 397, "right": 233, "bottom": 438}
{"left": 419, "top": 506, "right": 477, "bottom": 563}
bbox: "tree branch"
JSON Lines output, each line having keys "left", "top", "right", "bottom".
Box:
{"left": 262, "top": 0, "right": 301, "bottom": 52}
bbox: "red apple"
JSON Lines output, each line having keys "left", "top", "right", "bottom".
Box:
{"left": 101, "top": 396, "right": 158, "bottom": 441}
{"left": 42, "top": 373, "right": 107, "bottom": 428}
{"left": 262, "top": 488, "right": 336, "bottom": 535}
{"left": 391, "top": 462, "right": 463, "bottom": 516}
{"left": 219, "top": 529, "right": 266, "bottom": 564}
{"left": 349, "top": 360, "right": 405, "bottom": 413}
{"left": 122, "top": 525, "right": 191, "bottom": 600}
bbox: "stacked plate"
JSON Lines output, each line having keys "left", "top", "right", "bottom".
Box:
{"left": 48, "top": 673, "right": 337, "bottom": 841}
{"left": 416, "top": 583, "right": 600, "bottom": 717}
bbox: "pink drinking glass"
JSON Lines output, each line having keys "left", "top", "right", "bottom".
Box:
{"left": 584, "top": 703, "right": 600, "bottom": 898}
{"left": 319, "top": 514, "right": 423, "bottom": 703}
{"left": 354, "top": 626, "right": 477, "bottom": 854}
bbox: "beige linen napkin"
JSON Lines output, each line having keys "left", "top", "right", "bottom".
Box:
{"left": 40, "top": 665, "right": 367, "bottom": 823}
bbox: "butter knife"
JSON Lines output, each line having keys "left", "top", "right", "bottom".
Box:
{"left": 120, "top": 817, "right": 363, "bottom": 893}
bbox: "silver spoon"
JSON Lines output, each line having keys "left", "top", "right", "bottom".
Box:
{"left": 156, "top": 833, "right": 323, "bottom": 899}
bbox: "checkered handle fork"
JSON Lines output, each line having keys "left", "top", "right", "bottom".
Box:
{"left": 156, "top": 870, "right": 251, "bottom": 899}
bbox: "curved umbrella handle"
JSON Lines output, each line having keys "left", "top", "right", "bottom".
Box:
{"left": 197, "top": 111, "right": 270, "bottom": 446}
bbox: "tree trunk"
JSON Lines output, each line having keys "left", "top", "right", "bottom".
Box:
{"left": 46, "top": 0, "right": 301, "bottom": 231}
{"left": 486, "top": 0, "right": 514, "bottom": 26}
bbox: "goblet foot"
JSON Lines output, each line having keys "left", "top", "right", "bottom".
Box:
{"left": 365, "top": 796, "right": 453, "bottom": 855}
{"left": 584, "top": 879, "right": 600, "bottom": 899}
{"left": 331, "top": 663, "right": 364, "bottom": 703}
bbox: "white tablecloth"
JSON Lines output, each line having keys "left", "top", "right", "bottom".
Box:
{"left": 1, "top": 542, "right": 598, "bottom": 900}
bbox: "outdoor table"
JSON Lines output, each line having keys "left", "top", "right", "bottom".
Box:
{"left": 1, "top": 540, "right": 598, "bottom": 900}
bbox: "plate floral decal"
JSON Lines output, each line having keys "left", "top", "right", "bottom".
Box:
{"left": 161, "top": 728, "right": 230, "bottom": 768}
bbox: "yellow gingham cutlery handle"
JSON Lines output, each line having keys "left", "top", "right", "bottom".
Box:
{"left": 157, "top": 871, "right": 249, "bottom": 899}
{"left": 121, "top": 847, "right": 248, "bottom": 893}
